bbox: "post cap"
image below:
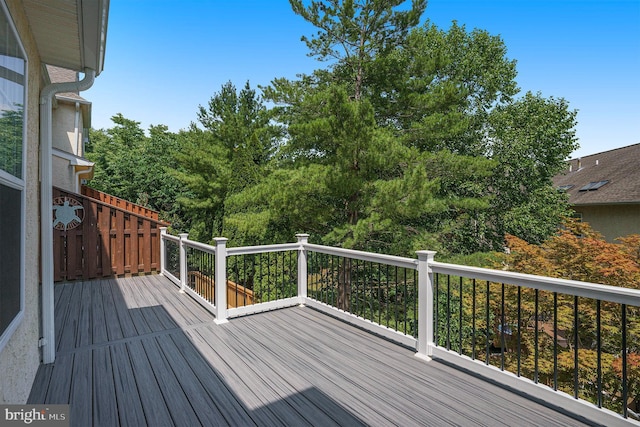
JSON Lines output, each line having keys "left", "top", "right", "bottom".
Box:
{"left": 416, "top": 250, "right": 437, "bottom": 261}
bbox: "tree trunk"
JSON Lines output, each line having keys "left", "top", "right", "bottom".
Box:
{"left": 337, "top": 258, "right": 352, "bottom": 311}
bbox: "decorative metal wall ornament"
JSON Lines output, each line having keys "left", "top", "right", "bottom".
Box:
{"left": 53, "top": 196, "right": 84, "bottom": 230}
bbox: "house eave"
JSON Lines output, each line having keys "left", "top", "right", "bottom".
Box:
{"left": 22, "top": 0, "right": 109, "bottom": 75}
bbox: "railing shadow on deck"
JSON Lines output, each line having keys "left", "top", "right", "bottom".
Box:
{"left": 27, "top": 277, "right": 367, "bottom": 426}
{"left": 159, "top": 229, "right": 640, "bottom": 426}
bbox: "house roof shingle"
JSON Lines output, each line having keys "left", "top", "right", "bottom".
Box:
{"left": 553, "top": 143, "right": 640, "bottom": 205}
{"left": 46, "top": 66, "right": 87, "bottom": 101}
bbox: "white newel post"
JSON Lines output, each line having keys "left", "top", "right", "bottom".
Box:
{"left": 159, "top": 227, "right": 167, "bottom": 274}
{"left": 214, "top": 237, "right": 229, "bottom": 324}
{"left": 179, "top": 233, "right": 189, "bottom": 293}
{"left": 416, "top": 250, "right": 437, "bottom": 361}
{"left": 296, "top": 234, "right": 309, "bottom": 304}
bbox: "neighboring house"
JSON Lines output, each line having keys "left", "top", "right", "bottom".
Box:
{"left": 49, "top": 65, "right": 94, "bottom": 193}
{"left": 0, "top": 0, "right": 108, "bottom": 404}
{"left": 553, "top": 143, "right": 640, "bottom": 242}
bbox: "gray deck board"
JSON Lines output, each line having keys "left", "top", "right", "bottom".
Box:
{"left": 53, "top": 283, "right": 73, "bottom": 348}
{"left": 77, "top": 281, "right": 93, "bottom": 348}
{"left": 29, "top": 275, "right": 596, "bottom": 427}
{"left": 57, "top": 282, "right": 82, "bottom": 351}
{"left": 101, "top": 279, "right": 125, "bottom": 342}
{"left": 109, "top": 278, "right": 148, "bottom": 338}
{"left": 109, "top": 343, "right": 146, "bottom": 427}
{"left": 70, "top": 349, "right": 92, "bottom": 427}
{"left": 92, "top": 345, "right": 119, "bottom": 426}
{"left": 91, "top": 280, "right": 109, "bottom": 345}
{"left": 125, "top": 339, "right": 175, "bottom": 426}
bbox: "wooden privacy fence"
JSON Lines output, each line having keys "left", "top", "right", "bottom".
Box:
{"left": 81, "top": 185, "right": 160, "bottom": 220}
{"left": 53, "top": 186, "right": 169, "bottom": 282}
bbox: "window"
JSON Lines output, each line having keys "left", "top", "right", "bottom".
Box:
{"left": 557, "top": 184, "right": 574, "bottom": 191}
{"left": 579, "top": 180, "right": 609, "bottom": 192}
{"left": 0, "top": 1, "right": 26, "bottom": 351}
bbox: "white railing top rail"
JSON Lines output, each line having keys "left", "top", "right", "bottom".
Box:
{"left": 161, "top": 230, "right": 640, "bottom": 307}
{"left": 303, "top": 243, "right": 418, "bottom": 270}
{"left": 431, "top": 261, "right": 640, "bottom": 307}
{"left": 227, "top": 243, "right": 300, "bottom": 256}
{"left": 183, "top": 238, "right": 217, "bottom": 255}
{"left": 162, "top": 233, "right": 180, "bottom": 243}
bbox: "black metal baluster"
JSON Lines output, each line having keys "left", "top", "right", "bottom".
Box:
{"left": 289, "top": 250, "right": 294, "bottom": 297}
{"left": 395, "top": 266, "right": 399, "bottom": 332}
{"left": 501, "top": 283, "right": 505, "bottom": 371}
{"left": 413, "top": 269, "right": 418, "bottom": 339}
{"left": 329, "top": 255, "right": 333, "bottom": 306}
{"left": 554, "top": 292, "right": 558, "bottom": 391}
{"left": 403, "top": 268, "right": 408, "bottom": 335}
{"left": 259, "top": 252, "right": 263, "bottom": 303}
{"left": 446, "top": 275, "right": 451, "bottom": 351}
{"left": 434, "top": 273, "right": 439, "bottom": 345}
{"left": 486, "top": 280, "right": 490, "bottom": 365}
{"left": 378, "top": 263, "right": 382, "bottom": 325}
{"left": 402, "top": 268, "right": 409, "bottom": 334}
{"left": 238, "top": 255, "right": 244, "bottom": 307}
{"left": 517, "top": 286, "right": 521, "bottom": 377}
{"left": 622, "top": 304, "right": 628, "bottom": 418}
{"left": 472, "top": 278, "right": 476, "bottom": 360}
{"left": 534, "top": 289, "right": 539, "bottom": 384}
{"left": 386, "top": 264, "right": 391, "bottom": 327}
{"left": 596, "top": 300, "right": 602, "bottom": 408}
{"left": 267, "top": 252, "right": 271, "bottom": 302}
{"left": 354, "top": 258, "right": 359, "bottom": 317}
{"left": 574, "top": 295, "right": 579, "bottom": 399}
{"left": 459, "top": 276, "right": 463, "bottom": 355}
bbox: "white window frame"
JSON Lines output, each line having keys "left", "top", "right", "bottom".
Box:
{"left": 0, "top": 0, "right": 28, "bottom": 354}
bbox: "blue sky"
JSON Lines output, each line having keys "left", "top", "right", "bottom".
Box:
{"left": 84, "top": 0, "right": 640, "bottom": 158}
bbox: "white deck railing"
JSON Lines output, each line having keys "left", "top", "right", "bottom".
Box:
{"left": 159, "top": 228, "right": 639, "bottom": 426}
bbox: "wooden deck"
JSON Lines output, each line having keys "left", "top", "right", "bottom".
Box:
{"left": 28, "top": 275, "right": 597, "bottom": 426}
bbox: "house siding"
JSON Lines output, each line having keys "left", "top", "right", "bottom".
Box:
{"left": 0, "top": 0, "right": 42, "bottom": 404}
{"left": 575, "top": 204, "right": 640, "bottom": 242}
{"left": 52, "top": 101, "right": 80, "bottom": 154}
{"left": 52, "top": 155, "right": 74, "bottom": 193}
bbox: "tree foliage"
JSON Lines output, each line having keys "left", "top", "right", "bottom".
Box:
{"left": 290, "top": 0, "right": 426, "bottom": 100}
{"left": 172, "top": 81, "right": 279, "bottom": 242}
{"left": 86, "top": 114, "right": 191, "bottom": 230}
{"left": 371, "top": 21, "right": 518, "bottom": 155}
{"left": 88, "top": 0, "right": 579, "bottom": 257}
{"left": 497, "top": 220, "right": 640, "bottom": 412}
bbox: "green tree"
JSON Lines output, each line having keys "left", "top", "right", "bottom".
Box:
{"left": 86, "top": 114, "right": 191, "bottom": 229}
{"left": 87, "top": 114, "right": 146, "bottom": 202}
{"left": 489, "top": 92, "right": 578, "bottom": 244}
{"left": 173, "top": 81, "right": 279, "bottom": 242}
{"left": 370, "top": 21, "right": 518, "bottom": 155}
{"left": 290, "top": 0, "right": 426, "bottom": 100}
{"left": 232, "top": 82, "right": 496, "bottom": 256}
